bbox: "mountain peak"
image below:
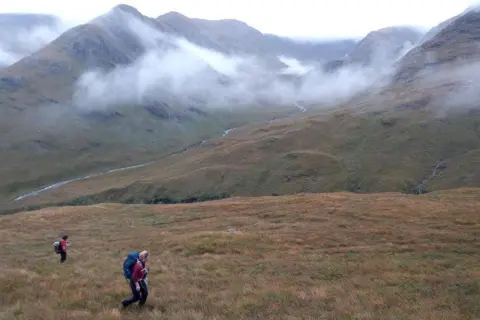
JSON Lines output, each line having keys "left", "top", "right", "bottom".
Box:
{"left": 111, "top": 4, "right": 143, "bottom": 15}
{"left": 90, "top": 3, "right": 153, "bottom": 36}
{"left": 157, "top": 12, "right": 259, "bottom": 34}
{"left": 157, "top": 11, "right": 189, "bottom": 20}
{"left": 345, "top": 26, "right": 422, "bottom": 67}
{"left": 362, "top": 26, "right": 422, "bottom": 43}
{"left": 92, "top": 3, "right": 146, "bottom": 23}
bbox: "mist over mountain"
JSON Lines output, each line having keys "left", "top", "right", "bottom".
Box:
{"left": 394, "top": 8, "right": 480, "bottom": 84}
{"left": 0, "top": 13, "right": 69, "bottom": 67}
{"left": 71, "top": 6, "right": 396, "bottom": 111}
{"left": 320, "top": 26, "right": 423, "bottom": 74}
{"left": 4, "top": 2, "right": 480, "bottom": 209}
{"left": 155, "top": 10, "right": 358, "bottom": 64}
{"left": 0, "top": 4, "right": 417, "bottom": 113}
{"left": 349, "top": 27, "right": 422, "bottom": 66}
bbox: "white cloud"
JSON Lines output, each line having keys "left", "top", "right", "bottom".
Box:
{"left": 72, "top": 14, "right": 395, "bottom": 111}
{"left": 0, "top": 19, "right": 71, "bottom": 66}
{"left": 175, "top": 38, "right": 244, "bottom": 76}
{"left": 278, "top": 56, "right": 315, "bottom": 75}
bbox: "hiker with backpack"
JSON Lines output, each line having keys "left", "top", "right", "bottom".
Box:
{"left": 122, "top": 250, "right": 150, "bottom": 308}
{"left": 53, "top": 235, "right": 69, "bottom": 263}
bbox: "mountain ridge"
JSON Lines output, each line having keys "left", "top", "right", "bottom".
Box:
{"left": 1, "top": 4, "right": 480, "bottom": 211}
{"left": 394, "top": 9, "right": 480, "bottom": 83}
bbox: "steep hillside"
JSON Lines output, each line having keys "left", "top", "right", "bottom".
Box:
{"left": 322, "top": 26, "right": 423, "bottom": 72}
{"left": 420, "top": 16, "right": 457, "bottom": 44}
{"left": 1, "top": 190, "right": 479, "bottom": 319}
{"left": 394, "top": 9, "right": 480, "bottom": 83}
{"left": 9, "top": 94, "right": 480, "bottom": 210}
{"left": 348, "top": 26, "right": 422, "bottom": 66}
{"left": 420, "top": 5, "right": 480, "bottom": 44}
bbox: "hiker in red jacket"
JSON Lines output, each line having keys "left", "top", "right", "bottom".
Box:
{"left": 122, "top": 250, "right": 149, "bottom": 308}
{"left": 59, "top": 235, "right": 68, "bottom": 263}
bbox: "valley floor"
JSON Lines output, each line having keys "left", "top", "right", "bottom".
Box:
{"left": 0, "top": 190, "right": 479, "bottom": 319}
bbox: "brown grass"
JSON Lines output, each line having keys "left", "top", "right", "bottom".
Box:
{"left": 1, "top": 190, "right": 479, "bottom": 319}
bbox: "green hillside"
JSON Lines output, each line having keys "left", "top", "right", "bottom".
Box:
{"left": 7, "top": 100, "right": 479, "bottom": 212}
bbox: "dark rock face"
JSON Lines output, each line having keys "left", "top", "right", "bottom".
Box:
{"left": 81, "top": 110, "right": 124, "bottom": 122}
{"left": 65, "top": 25, "right": 138, "bottom": 70}
{"left": 143, "top": 101, "right": 171, "bottom": 119}
{"left": 0, "top": 76, "right": 24, "bottom": 92}
{"left": 187, "top": 106, "right": 208, "bottom": 116}
{"left": 48, "top": 61, "right": 71, "bottom": 74}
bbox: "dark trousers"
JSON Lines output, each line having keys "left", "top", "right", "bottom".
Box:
{"left": 122, "top": 279, "right": 148, "bottom": 307}
{"left": 60, "top": 251, "right": 67, "bottom": 263}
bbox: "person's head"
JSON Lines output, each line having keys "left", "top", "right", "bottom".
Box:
{"left": 62, "top": 235, "right": 68, "bottom": 240}
{"left": 139, "top": 250, "right": 149, "bottom": 263}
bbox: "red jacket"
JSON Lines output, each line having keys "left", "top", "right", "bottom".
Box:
{"left": 60, "top": 239, "right": 67, "bottom": 252}
{"left": 132, "top": 260, "right": 147, "bottom": 283}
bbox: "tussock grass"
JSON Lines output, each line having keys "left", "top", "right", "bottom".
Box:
{"left": 1, "top": 190, "right": 479, "bottom": 319}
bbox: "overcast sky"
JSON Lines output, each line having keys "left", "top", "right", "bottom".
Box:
{"left": 1, "top": 0, "right": 479, "bottom": 38}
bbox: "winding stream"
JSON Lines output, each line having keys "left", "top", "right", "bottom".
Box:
{"left": 14, "top": 162, "right": 154, "bottom": 201}
{"left": 417, "top": 161, "right": 445, "bottom": 194}
{"left": 13, "top": 105, "right": 305, "bottom": 202}
{"left": 14, "top": 129, "right": 238, "bottom": 202}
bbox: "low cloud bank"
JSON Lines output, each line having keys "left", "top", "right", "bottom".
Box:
{"left": 72, "top": 13, "right": 400, "bottom": 111}
{"left": 427, "top": 62, "right": 480, "bottom": 112}
{"left": 0, "top": 19, "right": 71, "bottom": 67}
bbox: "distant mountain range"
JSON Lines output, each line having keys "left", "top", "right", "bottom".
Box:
{"left": 2, "top": 3, "right": 480, "bottom": 212}
{"left": 0, "top": 4, "right": 428, "bottom": 111}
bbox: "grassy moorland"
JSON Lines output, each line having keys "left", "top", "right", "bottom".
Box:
{"left": 0, "top": 189, "right": 479, "bottom": 319}
{"left": 0, "top": 103, "right": 298, "bottom": 208}
{"left": 11, "top": 104, "right": 480, "bottom": 212}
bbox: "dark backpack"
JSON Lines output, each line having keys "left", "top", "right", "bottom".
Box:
{"left": 53, "top": 241, "right": 61, "bottom": 254}
{"left": 123, "top": 251, "right": 139, "bottom": 280}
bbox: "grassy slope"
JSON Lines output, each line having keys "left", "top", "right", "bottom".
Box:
{"left": 13, "top": 103, "right": 480, "bottom": 209}
{"left": 0, "top": 104, "right": 298, "bottom": 207}
{"left": 0, "top": 189, "right": 479, "bottom": 319}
